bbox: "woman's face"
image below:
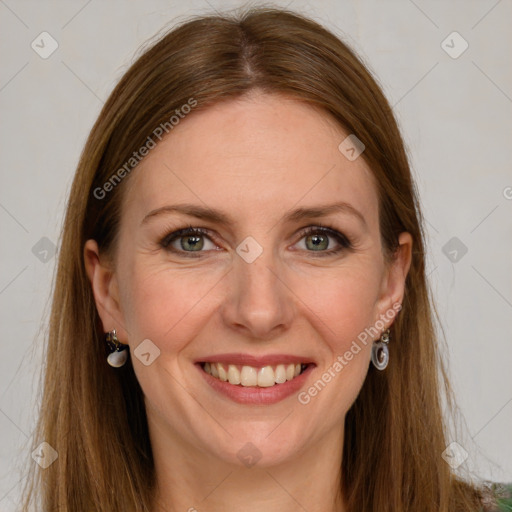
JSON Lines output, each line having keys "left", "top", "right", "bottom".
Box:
{"left": 86, "top": 91, "right": 411, "bottom": 468}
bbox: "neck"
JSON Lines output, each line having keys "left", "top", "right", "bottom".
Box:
{"left": 149, "top": 416, "right": 346, "bottom": 512}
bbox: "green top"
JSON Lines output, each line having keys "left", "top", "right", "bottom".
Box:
{"left": 480, "top": 483, "right": 512, "bottom": 511}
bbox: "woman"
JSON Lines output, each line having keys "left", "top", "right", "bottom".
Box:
{"left": 22, "top": 6, "right": 511, "bottom": 512}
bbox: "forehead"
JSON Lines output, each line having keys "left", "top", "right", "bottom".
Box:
{"left": 122, "top": 93, "right": 379, "bottom": 230}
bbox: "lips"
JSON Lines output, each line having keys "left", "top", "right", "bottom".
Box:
{"left": 195, "top": 353, "right": 315, "bottom": 404}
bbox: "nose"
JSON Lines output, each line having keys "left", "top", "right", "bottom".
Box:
{"left": 220, "top": 247, "right": 295, "bottom": 341}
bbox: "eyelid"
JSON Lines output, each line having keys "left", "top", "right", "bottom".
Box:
{"left": 159, "top": 223, "right": 352, "bottom": 256}
{"left": 160, "top": 226, "right": 215, "bottom": 249}
{"left": 295, "top": 224, "right": 353, "bottom": 254}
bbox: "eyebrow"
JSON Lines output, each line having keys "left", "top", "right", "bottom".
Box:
{"left": 141, "top": 201, "right": 367, "bottom": 228}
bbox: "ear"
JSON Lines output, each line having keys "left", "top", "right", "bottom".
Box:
{"left": 375, "top": 231, "right": 413, "bottom": 326}
{"left": 84, "top": 239, "right": 129, "bottom": 343}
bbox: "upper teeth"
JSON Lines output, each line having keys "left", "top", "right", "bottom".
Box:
{"left": 203, "top": 362, "right": 305, "bottom": 387}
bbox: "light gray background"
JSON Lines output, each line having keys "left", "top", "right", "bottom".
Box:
{"left": 1, "top": 0, "right": 511, "bottom": 509}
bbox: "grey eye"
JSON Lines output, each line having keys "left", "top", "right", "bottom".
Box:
{"left": 304, "top": 233, "right": 331, "bottom": 251}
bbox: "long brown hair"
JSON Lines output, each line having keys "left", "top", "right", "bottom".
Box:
{"left": 22, "top": 6, "right": 486, "bottom": 511}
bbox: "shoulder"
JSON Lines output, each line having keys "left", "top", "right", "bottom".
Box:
{"left": 479, "top": 482, "right": 512, "bottom": 511}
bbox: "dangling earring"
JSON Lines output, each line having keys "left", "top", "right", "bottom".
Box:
{"left": 371, "top": 328, "right": 390, "bottom": 370}
{"left": 105, "top": 329, "right": 129, "bottom": 367}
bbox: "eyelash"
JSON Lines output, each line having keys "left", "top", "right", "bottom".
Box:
{"left": 159, "top": 223, "right": 353, "bottom": 258}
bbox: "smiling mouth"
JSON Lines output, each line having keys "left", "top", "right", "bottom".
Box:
{"left": 200, "top": 362, "right": 311, "bottom": 387}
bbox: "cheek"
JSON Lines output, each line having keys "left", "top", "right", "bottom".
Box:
{"left": 296, "top": 282, "right": 378, "bottom": 424}
{"left": 119, "top": 254, "right": 384, "bottom": 353}
{"left": 118, "top": 260, "right": 225, "bottom": 349}
{"left": 291, "top": 263, "right": 381, "bottom": 406}
{"left": 293, "top": 262, "right": 383, "bottom": 350}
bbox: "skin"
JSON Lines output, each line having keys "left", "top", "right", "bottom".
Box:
{"left": 85, "top": 90, "right": 412, "bottom": 512}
